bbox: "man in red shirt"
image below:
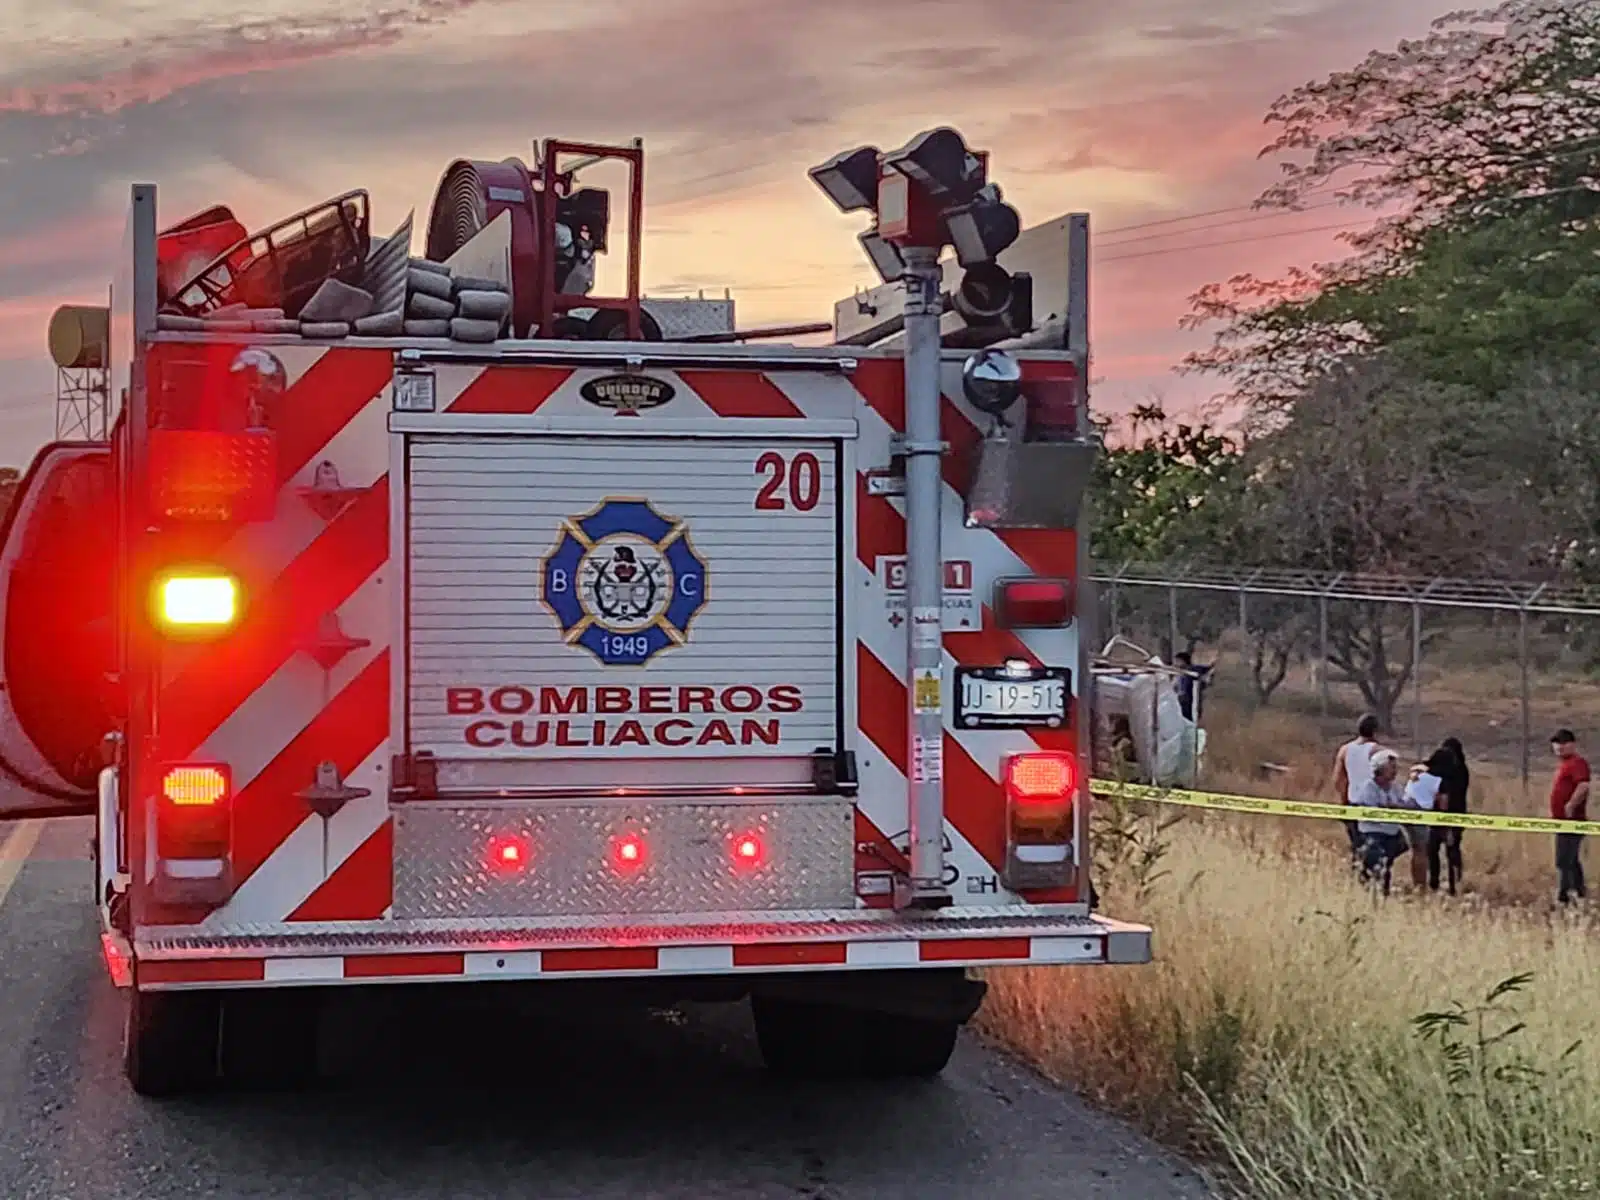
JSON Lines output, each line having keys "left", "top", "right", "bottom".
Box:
{"left": 1549, "top": 729, "right": 1590, "bottom": 904}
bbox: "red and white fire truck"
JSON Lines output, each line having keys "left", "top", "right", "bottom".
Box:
{"left": 0, "top": 135, "right": 1148, "bottom": 1096}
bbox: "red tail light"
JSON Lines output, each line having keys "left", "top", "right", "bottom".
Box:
{"left": 487, "top": 833, "right": 532, "bottom": 876}
{"left": 1002, "top": 751, "right": 1077, "bottom": 890}
{"left": 995, "top": 577, "right": 1073, "bottom": 629}
{"left": 154, "top": 762, "right": 234, "bottom": 906}
{"left": 611, "top": 832, "right": 647, "bottom": 873}
{"left": 1005, "top": 752, "right": 1076, "bottom": 807}
{"left": 731, "top": 831, "right": 766, "bottom": 870}
{"left": 148, "top": 428, "right": 278, "bottom": 522}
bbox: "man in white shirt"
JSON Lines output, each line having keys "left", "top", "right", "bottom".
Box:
{"left": 1329, "top": 715, "right": 1381, "bottom": 865}
{"left": 1354, "top": 748, "right": 1424, "bottom": 895}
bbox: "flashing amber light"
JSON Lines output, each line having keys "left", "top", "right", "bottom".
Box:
{"left": 161, "top": 765, "right": 229, "bottom": 807}
{"left": 155, "top": 572, "right": 239, "bottom": 629}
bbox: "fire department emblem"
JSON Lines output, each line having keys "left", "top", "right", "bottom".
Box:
{"left": 542, "top": 497, "right": 708, "bottom": 666}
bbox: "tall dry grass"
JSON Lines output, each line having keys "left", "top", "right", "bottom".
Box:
{"left": 979, "top": 817, "right": 1600, "bottom": 1198}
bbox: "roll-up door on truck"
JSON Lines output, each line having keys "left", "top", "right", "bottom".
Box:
{"left": 405, "top": 432, "right": 845, "bottom": 791}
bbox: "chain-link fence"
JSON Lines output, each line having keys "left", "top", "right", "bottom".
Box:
{"left": 1093, "top": 562, "right": 1600, "bottom": 788}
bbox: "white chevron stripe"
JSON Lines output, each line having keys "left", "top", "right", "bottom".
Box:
{"left": 201, "top": 746, "right": 390, "bottom": 930}
{"left": 190, "top": 567, "right": 389, "bottom": 792}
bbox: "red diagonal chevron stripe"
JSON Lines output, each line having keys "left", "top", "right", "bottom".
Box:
{"left": 855, "top": 643, "right": 1005, "bottom": 873}
{"left": 855, "top": 478, "right": 904, "bottom": 569}
{"left": 448, "top": 365, "right": 571, "bottom": 413}
{"left": 858, "top": 484, "right": 1075, "bottom": 755}
{"left": 230, "top": 650, "right": 390, "bottom": 886}
{"left": 155, "top": 478, "right": 389, "bottom": 761}
{"left": 289, "top": 818, "right": 394, "bottom": 922}
{"left": 271, "top": 349, "right": 395, "bottom": 487}
{"left": 852, "top": 358, "right": 905, "bottom": 429}
{"left": 675, "top": 370, "right": 804, "bottom": 418}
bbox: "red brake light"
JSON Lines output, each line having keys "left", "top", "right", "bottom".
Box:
{"left": 148, "top": 428, "right": 278, "bottom": 522}
{"left": 611, "top": 832, "right": 647, "bottom": 872}
{"left": 732, "top": 831, "right": 766, "bottom": 869}
{"left": 1005, "top": 752, "right": 1076, "bottom": 807}
{"left": 1002, "top": 751, "right": 1079, "bottom": 891}
{"left": 995, "top": 578, "right": 1073, "bottom": 629}
{"left": 487, "top": 833, "right": 531, "bottom": 875}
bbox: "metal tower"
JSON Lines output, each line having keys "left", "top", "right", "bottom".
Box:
{"left": 49, "top": 302, "right": 111, "bottom": 442}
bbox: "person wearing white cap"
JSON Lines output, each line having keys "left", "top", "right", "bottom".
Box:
{"left": 1352, "top": 747, "right": 1422, "bottom": 896}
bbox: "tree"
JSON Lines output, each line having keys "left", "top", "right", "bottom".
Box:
{"left": 1237, "top": 357, "right": 1541, "bottom": 725}
{"left": 1088, "top": 404, "right": 1247, "bottom": 564}
{"left": 1088, "top": 408, "right": 1314, "bottom": 687}
{"left": 1254, "top": 1, "right": 1599, "bottom": 249}
{"left": 1240, "top": 597, "right": 1309, "bottom": 707}
{"left": 1183, "top": 0, "right": 1600, "bottom": 411}
{"left": 1174, "top": 1, "right": 1600, "bottom": 714}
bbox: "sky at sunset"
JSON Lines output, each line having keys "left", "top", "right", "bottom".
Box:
{"left": 0, "top": 0, "right": 1454, "bottom": 462}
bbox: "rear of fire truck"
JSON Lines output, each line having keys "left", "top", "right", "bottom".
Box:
{"left": 0, "top": 133, "right": 1149, "bottom": 1097}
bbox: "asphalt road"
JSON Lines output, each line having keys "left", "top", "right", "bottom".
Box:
{"left": 0, "top": 819, "right": 1209, "bottom": 1199}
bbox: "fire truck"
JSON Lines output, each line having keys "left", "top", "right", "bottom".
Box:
{"left": 0, "top": 134, "right": 1149, "bottom": 1096}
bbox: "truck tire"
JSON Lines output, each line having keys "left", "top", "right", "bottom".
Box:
{"left": 218, "top": 988, "right": 320, "bottom": 1090}
{"left": 752, "top": 996, "right": 960, "bottom": 1079}
{"left": 123, "top": 988, "right": 220, "bottom": 1097}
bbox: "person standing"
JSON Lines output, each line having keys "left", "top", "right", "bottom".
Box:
{"left": 1354, "top": 748, "right": 1415, "bottom": 897}
{"left": 1402, "top": 756, "right": 1443, "bottom": 889}
{"left": 1330, "top": 715, "right": 1381, "bottom": 864}
{"left": 1549, "top": 729, "right": 1590, "bottom": 904}
{"left": 1426, "top": 737, "right": 1469, "bottom": 895}
{"left": 1173, "top": 652, "right": 1211, "bottom": 723}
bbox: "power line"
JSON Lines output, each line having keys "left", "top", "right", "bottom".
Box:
{"left": 1094, "top": 218, "right": 1373, "bottom": 265}
{"left": 1096, "top": 200, "right": 1351, "bottom": 248}
{"left": 1097, "top": 197, "right": 1346, "bottom": 242}
{"left": 1089, "top": 136, "right": 1595, "bottom": 248}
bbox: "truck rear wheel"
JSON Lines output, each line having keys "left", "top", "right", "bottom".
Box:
{"left": 752, "top": 996, "right": 960, "bottom": 1079}
{"left": 123, "top": 988, "right": 220, "bottom": 1097}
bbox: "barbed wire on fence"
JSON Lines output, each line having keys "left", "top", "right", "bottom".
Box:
{"left": 1094, "top": 561, "right": 1600, "bottom": 618}
{"left": 1089, "top": 561, "right": 1600, "bottom": 786}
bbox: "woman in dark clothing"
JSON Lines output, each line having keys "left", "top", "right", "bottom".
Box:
{"left": 1427, "top": 737, "right": 1470, "bottom": 894}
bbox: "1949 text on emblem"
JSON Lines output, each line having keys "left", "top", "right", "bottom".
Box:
{"left": 542, "top": 497, "right": 708, "bottom": 666}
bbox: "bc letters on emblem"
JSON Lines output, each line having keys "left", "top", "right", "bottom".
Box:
{"left": 542, "top": 497, "right": 709, "bottom": 666}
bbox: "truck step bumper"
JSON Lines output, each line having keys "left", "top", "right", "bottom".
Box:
{"left": 131, "top": 908, "right": 1152, "bottom": 990}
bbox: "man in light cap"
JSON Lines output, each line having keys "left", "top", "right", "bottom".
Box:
{"left": 1352, "top": 747, "right": 1420, "bottom": 896}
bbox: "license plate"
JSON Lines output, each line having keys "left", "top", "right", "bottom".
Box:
{"left": 954, "top": 666, "right": 1071, "bottom": 730}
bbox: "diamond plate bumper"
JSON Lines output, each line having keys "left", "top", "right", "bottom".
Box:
{"left": 129, "top": 910, "right": 1153, "bottom": 989}
{"left": 392, "top": 798, "right": 856, "bottom": 920}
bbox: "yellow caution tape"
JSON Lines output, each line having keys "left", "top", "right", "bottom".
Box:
{"left": 1091, "top": 779, "right": 1600, "bottom": 837}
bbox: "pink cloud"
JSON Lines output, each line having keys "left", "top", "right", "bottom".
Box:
{"left": 0, "top": 1, "right": 490, "bottom": 117}
{"left": 0, "top": 0, "right": 1458, "bottom": 458}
